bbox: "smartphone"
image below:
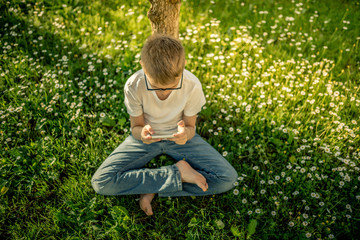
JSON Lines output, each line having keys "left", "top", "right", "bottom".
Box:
{"left": 150, "top": 134, "right": 175, "bottom": 139}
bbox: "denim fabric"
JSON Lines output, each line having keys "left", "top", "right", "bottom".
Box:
{"left": 91, "top": 134, "right": 238, "bottom": 197}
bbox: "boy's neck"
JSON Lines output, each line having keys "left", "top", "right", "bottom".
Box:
{"left": 155, "top": 91, "right": 172, "bottom": 101}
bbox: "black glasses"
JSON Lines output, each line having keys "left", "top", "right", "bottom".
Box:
{"left": 144, "top": 73, "right": 183, "bottom": 91}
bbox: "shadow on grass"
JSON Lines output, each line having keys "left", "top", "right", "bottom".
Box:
{"left": 0, "top": 3, "right": 138, "bottom": 239}
{"left": 0, "top": 3, "right": 244, "bottom": 239}
{"left": 2, "top": 0, "right": 360, "bottom": 239}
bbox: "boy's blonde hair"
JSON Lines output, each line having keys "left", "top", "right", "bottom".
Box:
{"left": 141, "top": 34, "right": 185, "bottom": 85}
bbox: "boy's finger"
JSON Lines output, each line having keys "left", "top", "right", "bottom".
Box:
{"left": 177, "top": 120, "right": 185, "bottom": 128}
{"left": 144, "top": 125, "right": 155, "bottom": 135}
{"left": 173, "top": 132, "right": 184, "bottom": 138}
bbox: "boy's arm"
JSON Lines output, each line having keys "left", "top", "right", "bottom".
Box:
{"left": 130, "top": 114, "right": 145, "bottom": 140}
{"left": 171, "top": 114, "right": 197, "bottom": 145}
{"left": 130, "top": 114, "right": 160, "bottom": 144}
{"left": 183, "top": 114, "right": 197, "bottom": 140}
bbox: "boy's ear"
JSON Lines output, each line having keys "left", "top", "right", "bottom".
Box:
{"left": 140, "top": 60, "right": 143, "bottom": 66}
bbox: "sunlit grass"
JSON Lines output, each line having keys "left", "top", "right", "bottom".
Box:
{"left": 1, "top": 0, "right": 359, "bottom": 239}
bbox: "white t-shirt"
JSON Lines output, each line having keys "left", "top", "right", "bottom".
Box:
{"left": 124, "top": 69, "right": 206, "bottom": 135}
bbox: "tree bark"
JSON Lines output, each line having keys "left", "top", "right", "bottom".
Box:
{"left": 147, "top": 0, "right": 181, "bottom": 39}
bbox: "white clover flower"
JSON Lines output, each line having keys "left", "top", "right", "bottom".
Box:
{"left": 260, "top": 189, "right": 266, "bottom": 194}
{"left": 247, "top": 210, "right": 253, "bottom": 215}
{"left": 242, "top": 199, "right": 247, "bottom": 204}
{"left": 271, "top": 211, "right": 276, "bottom": 216}
{"left": 344, "top": 174, "right": 351, "bottom": 182}
{"left": 288, "top": 221, "right": 294, "bottom": 227}
{"left": 255, "top": 209, "right": 261, "bottom": 214}
{"left": 100, "top": 113, "right": 105, "bottom": 118}
{"left": 306, "top": 232, "right": 311, "bottom": 238}
{"left": 233, "top": 189, "right": 239, "bottom": 195}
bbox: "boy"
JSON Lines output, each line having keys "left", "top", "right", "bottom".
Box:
{"left": 91, "top": 34, "right": 238, "bottom": 216}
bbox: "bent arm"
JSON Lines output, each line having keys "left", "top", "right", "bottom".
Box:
{"left": 183, "top": 114, "right": 197, "bottom": 141}
{"left": 130, "top": 114, "right": 145, "bottom": 140}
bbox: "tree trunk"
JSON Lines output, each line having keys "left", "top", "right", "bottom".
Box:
{"left": 147, "top": 0, "right": 181, "bottom": 39}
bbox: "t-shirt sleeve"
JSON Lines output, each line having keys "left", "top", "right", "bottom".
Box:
{"left": 184, "top": 85, "right": 206, "bottom": 116}
{"left": 124, "top": 84, "right": 143, "bottom": 117}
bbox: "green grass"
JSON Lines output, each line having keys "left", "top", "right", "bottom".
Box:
{"left": 1, "top": 0, "right": 360, "bottom": 239}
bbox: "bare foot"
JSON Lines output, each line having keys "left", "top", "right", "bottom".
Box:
{"left": 139, "top": 193, "right": 155, "bottom": 216}
{"left": 176, "top": 160, "right": 208, "bottom": 192}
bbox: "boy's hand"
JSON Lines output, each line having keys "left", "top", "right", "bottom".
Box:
{"left": 170, "top": 120, "right": 188, "bottom": 145}
{"left": 141, "top": 125, "right": 161, "bottom": 144}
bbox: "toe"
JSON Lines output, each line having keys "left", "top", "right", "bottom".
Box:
{"left": 145, "top": 206, "right": 153, "bottom": 216}
{"left": 199, "top": 181, "right": 208, "bottom": 192}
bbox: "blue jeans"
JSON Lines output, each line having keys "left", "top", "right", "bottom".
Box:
{"left": 91, "top": 134, "right": 238, "bottom": 197}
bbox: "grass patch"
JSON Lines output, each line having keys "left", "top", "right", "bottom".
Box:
{"left": 1, "top": 0, "right": 359, "bottom": 239}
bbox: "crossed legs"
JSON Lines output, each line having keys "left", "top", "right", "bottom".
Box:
{"left": 91, "top": 134, "right": 238, "bottom": 215}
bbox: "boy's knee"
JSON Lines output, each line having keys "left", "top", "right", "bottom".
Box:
{"left": 91, "top": 176, "right": 102, "bottom": 194}
{"left": 231, "top": 167, "right": 239, "bottom": 182}
{"left": 219, "top": 166, "right": 238, "bottom": 191}
{"left": 223, "top": 165, "right": 238, "bottom": 182}
{"left": 91, "top": 175, "right": 113, "bottom": 195}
